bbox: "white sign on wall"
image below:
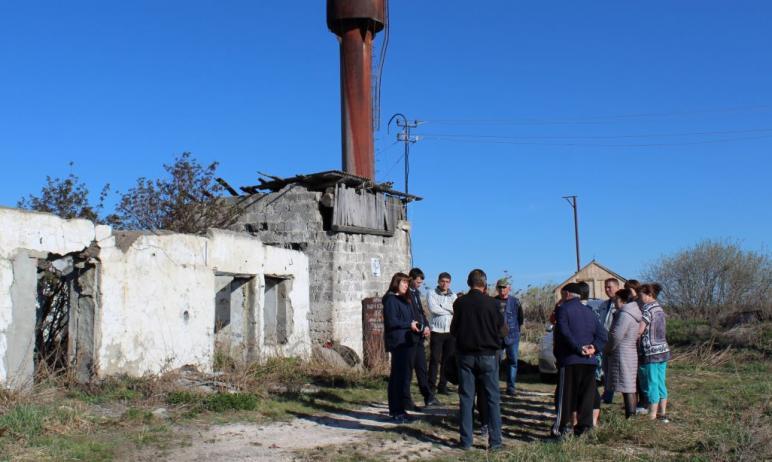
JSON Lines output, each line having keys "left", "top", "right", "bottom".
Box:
{"left": 371, "top": 257, "right": 381, "bottom": 277}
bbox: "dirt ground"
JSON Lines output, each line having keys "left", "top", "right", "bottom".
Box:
{"left": 130, "top": 388, "right": 557, "bottom": 461}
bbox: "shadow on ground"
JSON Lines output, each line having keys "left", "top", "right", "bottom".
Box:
{"left": 283, "top": 373, "right": 557, "bottom": 450}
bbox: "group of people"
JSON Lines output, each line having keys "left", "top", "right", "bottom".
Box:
{"left": 551, "top": 277, "right": 672, "bottom": 438}
{"left": 381, "top": 268, "right": 671, "bottom": 449}
{"left": 382, "top": 267, "right": 522, "bottom": 450}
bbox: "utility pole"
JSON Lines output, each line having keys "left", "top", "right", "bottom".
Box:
{"left": 387, "top": 113, "right": 420, "bottom": 196}
{"left": 562, "top": 195, "right": 581, "bottom": 272}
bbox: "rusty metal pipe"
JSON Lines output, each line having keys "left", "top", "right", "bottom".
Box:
{"left": 328, "top": 0, "right": 384, "bottom": 181}
{"left": 339, "top": 25, "right": 374, "bottom": 180}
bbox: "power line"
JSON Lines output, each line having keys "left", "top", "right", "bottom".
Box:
{"left": 421, "top": 133, "right": 772, "bottom": 148}
{"left": 421, "top": 104, "right": 772, "bottom": 126}
{"left": 372, "top": 0, "right": 390, "bottom": 130}
{"left": 419, "top": 127, "right": 772, "bottom": 141}
{"left": 382, "top": 151, "right": 406, "bottom": 179}
{"left": 374, "top": 139, "right": 401, "bottom": 175}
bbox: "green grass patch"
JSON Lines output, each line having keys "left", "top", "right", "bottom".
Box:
{"left": 25, "top": 435, "right": 114, "bottom": 462}
{"left": 667, "top": 318, "right": 712, "bottom": 346}
{"left": 165, "top": 391, "right": 258, "bottom": 414}
{"left": 66, "top": 377, "right": 145, "bottom": 405}
{"left": 0, "top": 403, "right": 49, "bottom": 438}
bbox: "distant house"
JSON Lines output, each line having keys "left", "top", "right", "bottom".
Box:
{"left": 554, "top": 260, "right": 627, "bottom": 301}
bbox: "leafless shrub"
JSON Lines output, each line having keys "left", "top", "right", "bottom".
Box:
{"left": 643, "top": 240, "right": 772, "bottom": 325}
{"left": 516, "top": 283, "right": 556, "bottom": 325}
{"left": 17, "top": 164, "right": 113, "bottom": 223}
{"left": 113, "top": 152, "right": 241, "bottom": 234}
{"left": 35, "top": 270, "right": 71, "bottom": 376}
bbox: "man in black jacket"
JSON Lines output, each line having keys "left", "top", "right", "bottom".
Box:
{"left": 450, "top": 269, "right": 505, "bottom": 450}
{"left": 404, "top": 268, "right": 439, "bottom": 409}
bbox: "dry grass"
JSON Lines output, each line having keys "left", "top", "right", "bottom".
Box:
{"left": 670, "top": 337, "right": 734, "bottom": 368}
{"left": 2, "top": 348, "right": 769, "bottom": 461}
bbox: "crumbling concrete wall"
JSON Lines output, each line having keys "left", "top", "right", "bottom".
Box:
{"left": 96, "top": 228, "right": 311, "bottom": 377}
{"left": 0, "top": 207, "right": 311, "bottom": 388}
{"left": 234, "top": 185, "right": 412, "bottom": 359}
{"left": 0, "top": 206, "right": 95, "bottom": 388}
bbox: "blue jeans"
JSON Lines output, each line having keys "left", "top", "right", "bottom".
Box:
{"left": 457, "top": 354, "right": 502, "bottom": 448}
{"left": 503, "top": 339, "right": 519, "bottom": 392}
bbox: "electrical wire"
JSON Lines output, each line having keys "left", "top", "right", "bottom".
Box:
{"left": 421, "top": 104, "right": 772, "bottom": 126}
{"left": 372, "top": 0, "right": 389, "bottom": 130}
{"left": 418, "top": 127, "right": 772, "bottom": 141}
{"left": 421, "top": 133, "right": 772, "bottom": 148}
{"left": 374, "top": 139, "right": 401, "bottom": 176}
{"left": 382, "top": 151, "right": 405, "bottom": 179}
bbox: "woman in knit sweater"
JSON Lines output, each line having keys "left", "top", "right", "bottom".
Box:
{"left": 637, "top": 283, "right": 671, "bottom": 422}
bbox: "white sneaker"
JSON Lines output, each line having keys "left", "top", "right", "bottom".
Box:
{"left": 635, "top": 407, "right": 648, "bottom": 415}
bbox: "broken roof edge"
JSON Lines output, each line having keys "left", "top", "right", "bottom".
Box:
{"left": 239, "top": 170, "right": 423, "bottom": 202}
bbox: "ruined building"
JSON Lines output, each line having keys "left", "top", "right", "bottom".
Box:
{"left": 0, "top": 207, "right": 311, "bottom": 389}
{"left": 0, "top": 0, "right": 413, "bottom": 389}
{"left": 230, "top": 171, "right": 417, "bottom": 360}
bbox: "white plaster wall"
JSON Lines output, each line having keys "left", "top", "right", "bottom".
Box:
{"left": 0, "top": 259, "right": 13, "bottom": 384}
{"left": 0, "top": 207, "right": 96, "bottom": 386}
{"left": 97, "top": 233, "right": 215, "bottom": 377}
{"left": 261, "top": 245, "right": 311, "bottom": 359}
{"left": 0, "top": 207, "right": 94, "bottom": 259}
{"left": 97, "top": 229, "right": 311, "bottom": 377}
{"left": 0, "top": 206, "right": 312, "bottom": 385}
{"left": 207, "top": 229, "right": 266, "bottom": 275}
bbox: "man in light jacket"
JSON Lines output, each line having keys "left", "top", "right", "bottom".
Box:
{"left": 494, "top": 276, "right": 523, "bottom": 396}
{"left": 427, "top": 272, "right": 457, "bottom": 395}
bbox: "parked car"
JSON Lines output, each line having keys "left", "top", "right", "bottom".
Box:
{"left": 538, "top": 299, "right": 605, "bottom": 379}
{"left": 538, "top": 324, "right": 557, "bottom": 377}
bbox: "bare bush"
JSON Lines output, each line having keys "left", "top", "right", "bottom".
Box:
{"left": 516, "top": 283, "right": 556, "bottom": 325}
{"left": 643, "top": 240, "right": 772, "bottom": 324}
{"left": 17, "top": 165, "right": 112, "bottom": 223}
{"left": 113, "top": 152, "right": 241, "bottom": 234}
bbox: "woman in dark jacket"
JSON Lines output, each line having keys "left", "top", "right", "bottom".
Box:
{"left": 383, "top": 272, "right": 420, "bottom": 422}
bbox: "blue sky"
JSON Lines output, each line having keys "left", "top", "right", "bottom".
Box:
{"left": 1, "top": 1, "right": 771, "bottom": 291}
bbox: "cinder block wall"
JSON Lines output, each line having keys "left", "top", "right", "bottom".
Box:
{"left": 233, "top": 185, "right": 412, "bottom": 358}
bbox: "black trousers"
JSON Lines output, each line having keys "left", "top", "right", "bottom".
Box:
{"left": 404, "top": 338, "right": 432, "bottom": 405}
{"left": 553, "top": 364, "right": 597, "bottom": 435}
{"left": 636, "top": 374, "right": 649, "bottom": 408}
{"left": 388, "top": 344, "right": 413, "bottom": 416}
{"left": 623, "top": 392, "right": 637, "bottom": 418}
{"left": 428, "top": 332, "right": 455, "bottom": 391}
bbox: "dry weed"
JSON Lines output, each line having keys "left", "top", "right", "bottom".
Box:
{"left": 671, "top": 337, "right": 733, "bottom": 368}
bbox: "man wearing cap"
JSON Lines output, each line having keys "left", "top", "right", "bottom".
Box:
{"left": 495, "top": 276, "right": 524, "bottom": 396}
{"left": 551, "top": 282, "right": 608, "bottom": 437}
